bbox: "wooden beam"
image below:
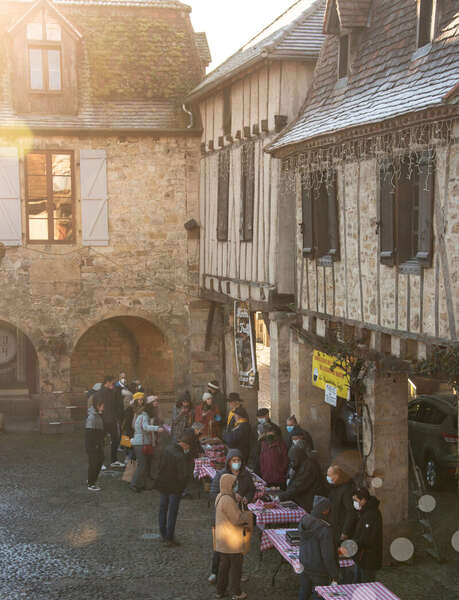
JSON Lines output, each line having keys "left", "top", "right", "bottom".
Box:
{"left": 204, "top": 301, "right": 216, "bottom": 352}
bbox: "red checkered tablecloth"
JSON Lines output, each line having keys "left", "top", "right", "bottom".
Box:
{"left": 194, "top": 457, "right": 214, "bottom": 479}
{"left": 315, "top": 582, "right": 400, "bottom": 600}
{"left": 248, "top": 501, "right": 306, "bottom": 529}
{"left": 261, "top": 529, "right": 355, "bottom": 573}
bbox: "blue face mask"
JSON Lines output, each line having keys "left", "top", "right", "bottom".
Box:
{"left": 326, "top": 475, "right": 334, "bottom": 485}
{"left": 215, "top": 414, "right": 222, "bottom": 422}
{"left": 286, "top": 425, "right": 294, "bottom": 433}
{"left": 231, "top": 461, "right": 241, "bottom": 471}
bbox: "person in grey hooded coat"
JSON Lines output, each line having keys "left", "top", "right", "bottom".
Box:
{"left": 297, "top": 496, "right": 339, "bottom": 600}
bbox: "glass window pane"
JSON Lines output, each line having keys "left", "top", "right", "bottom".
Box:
{"left": 27, "top": 153, "right": 47, "bottom": 176}
{"left": 28, "top": 218, "right": 49, "bottom": 241}
{"left": 54, "top": 219, "right": 73, "bottom": 241}
{"left": 46, "top": 23, "right": 61, "bottom": 41}
{"left": 47, "top": 50, "right": 61, "bottom": 90}
{"left": 29, "top": 48, "right": 43, "bottom": 90}
{"left": 27, "top": 23, "right": 43, "bottom": 40}
{"left": 53, "top": 196, "right": 72, "bottom": 218}
{"left": 52, "top": 154, "right": 70, "bottom": 176}
{"left": 27, "top": 176, "right": 47, "bottom": 199}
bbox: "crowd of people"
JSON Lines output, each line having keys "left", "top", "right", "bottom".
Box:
{"left": 84, "top": 374, "right": 383, "bottom": 600}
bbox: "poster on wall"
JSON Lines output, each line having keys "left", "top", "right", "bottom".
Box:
{"left": 312, "top": 349, "right": 350, "bottom": 400}
{"left": 234, "top": 301, "right": 257, "bottom": 388}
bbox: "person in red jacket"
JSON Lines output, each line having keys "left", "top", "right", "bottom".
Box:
{"left": 194, "top": 392, "right": 219, "bottom": 438}
{"left": 258, "top": 424, "right": 289, "bottom": 489}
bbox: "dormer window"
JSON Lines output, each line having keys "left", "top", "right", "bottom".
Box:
{"left": 338, "top": 35, "right": 349, "bottom": 79}
{"left": 27, "top": 19, "right": 62, "bottom": 91}
{"left": 417, "top": 0, "right": 437, "bottom": 48}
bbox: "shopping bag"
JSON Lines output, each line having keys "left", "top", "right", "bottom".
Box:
{"left": 121, "top": 460, "right": 136, "bottom": 483}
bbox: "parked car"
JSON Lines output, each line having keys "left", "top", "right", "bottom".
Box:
{"left": 332, "top": 398, "right": 362, "bottom": 445}
{"left": 408, "top": 394, "right": 458, "bottom": 489}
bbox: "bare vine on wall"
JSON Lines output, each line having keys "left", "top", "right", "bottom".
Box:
{"left": 414, "top": 344, "right": 459, "bottom": 393}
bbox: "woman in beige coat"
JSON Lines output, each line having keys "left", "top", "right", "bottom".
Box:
{"left": 214, "top": 473, "right": 253, "bottom": 600}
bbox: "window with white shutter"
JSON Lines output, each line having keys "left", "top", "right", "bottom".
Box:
{"left": 80, "top": 149, "right": 108, "bottom": 246}
{"left": 0, "top": 147, "right": 22, "bottom": 246}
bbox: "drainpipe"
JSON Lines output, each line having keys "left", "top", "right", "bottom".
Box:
{"left": 182, "top": 104, "right": 194, "bottom": 129}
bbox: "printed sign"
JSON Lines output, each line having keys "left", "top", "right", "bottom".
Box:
{"left": 234, "top": 301, "right": 257, "bottom": 388}
{"left": 0, "top": 328, "right": 17, "bottom": 365}
{"left": 312, "top": 350, "right": 349, "bottom": 400}
{"left": 324, "top": 383, "right": 338, "bottom": 407}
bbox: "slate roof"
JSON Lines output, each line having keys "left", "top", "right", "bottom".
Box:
{"left": 187, "top": 0, "right": 326, "bottom": 102}
{"left": 194, "top": 32, "right": 212, "bottom": 67}
{"left": 269, "top": 0, "right": 459, "bottom": 153}
{"left": 0, "top": 0, "right": 202, "bottom": 131}
{"left": 324, "top": 0, "right": 371, "bottom": 33}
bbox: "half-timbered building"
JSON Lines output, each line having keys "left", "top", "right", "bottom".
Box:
{"left": 187, "top": 0, "right": 326, "bottom": 422}
{"left": 269, "top": 0, "right": 458, "bottom": 531}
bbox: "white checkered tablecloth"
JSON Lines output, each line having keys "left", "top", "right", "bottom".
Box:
{"left": 248, "top": 501, "right": 306, "bottom": 529}
{"left": 315, "top": 582, "right": 400, "bottom": 600}
{"left": 193, "top": 457, "right": 213, "bottom": 479}
{"left": 260, "top": 528, "right": 355, "bottom": 571}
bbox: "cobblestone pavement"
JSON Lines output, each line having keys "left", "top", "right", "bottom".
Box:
{"left": 0, "top": 433, "right": 458, "bottom": 600}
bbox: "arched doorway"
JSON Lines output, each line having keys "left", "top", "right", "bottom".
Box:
{"left": 70, "top": 316, "right": 175, "bottom": 401}
{"left": 0, "top": 320, "right": 39, "bottom": 416}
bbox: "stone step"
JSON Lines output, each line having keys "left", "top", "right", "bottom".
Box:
{"left": 2, "top": 416, "right": 40, "bottom": 432}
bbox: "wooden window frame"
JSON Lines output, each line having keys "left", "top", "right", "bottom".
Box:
{"left": 301, "top": 170, "right": 340, "bottom": 261}
{"left": 27, "top": 44, "right": 63, "bottom": 93}
{"left": 379, "top": 152, "right": 434, "bottom": 268}
{"left": 26, "top": 13, "right": 63, "bottom": 94}
{"left": 25, "top": 149, "right": 76, "bottom": 244}
{"left": 223, "top": 86, "right": 232, "bottom": 137}
{"left": 240, "top": 141, "right": 255, "bottom": 242}
{"left": 416, "top": 0, "right": 437, "bottom": 49}
{"left": 217, "top": 148, "right": 230, "bottom": 241}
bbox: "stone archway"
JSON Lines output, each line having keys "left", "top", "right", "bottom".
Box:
{"left": 0, "top": 320, "right": 39, "bottom": 417}
{"left": 70, "top": 316, "right": 175, "bottom": 401}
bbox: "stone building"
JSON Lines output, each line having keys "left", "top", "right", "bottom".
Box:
{"left": 268, "top": 0, "right": 458, "bottom": 533}
{"left": 186, "top": 0, "right": 326, "bottom": 422}
{"left": 0, "top": 0, "right": 218, "bottom": 429}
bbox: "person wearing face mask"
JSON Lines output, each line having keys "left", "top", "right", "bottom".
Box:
{"left": 286, "top": 416, "right": 314, "bottom": 452}
{"left": 85, "top": 396, "right": 105, "bottom": 491}
{"left": 326, "top": 465, "right": 357, "bottom": 546}
{"left": 257, "top": 424, "right": 289, "bottom": 488}
{"left": 223, "top": 406, "right": 251, "bottom": 463}
{"left": 277, "top": 445, "right": 326, "bottom": 511}
{"left": 154, "top": 430, "right": 194, "bottom": 547}
{"left": 214, "top": 473, "right": 253, "bottom": 600}
{"left": 297, "top": 496, "right": 339, "bottom": 600}
{"left": 351, "top": 487, "right": 383, "bottom": 583}
{"left": 96, "top": 375, "right": 125, "bottom": 468}
{"left": 208, "top": 449, "right": 256, "bottom": 584}
{"left": 171, "top": 394, "right": 194, "bottom": 442}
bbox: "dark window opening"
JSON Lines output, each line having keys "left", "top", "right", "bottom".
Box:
{"left": 223, "top": 87, "right": 232, "bottom": 136}
{"left": 217, "top": 149, "right": 230, "bottom": 241}
{"left": 25, "top": 151, "right": 74, "bottom": 243}
{"left": 418, "top": 0, "right": 435, "bottom": 48}
{"left": 379, "top": 152, "right": 434, "bottom": 267}
{"left": 301, "top": 170, "right": 340, "bottom": 261}
{"left": 240, "top": 142, "right": 255, "bottom": 242}
{"left": 338, "top": 35, "right": 349, "bottom": 79}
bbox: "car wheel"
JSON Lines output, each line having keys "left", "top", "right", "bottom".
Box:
{"left": 424, "top": 455, "right": 440, "bottom": 490}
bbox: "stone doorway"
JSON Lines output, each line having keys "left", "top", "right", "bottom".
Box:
{"left": 0, "top": 320, "right": 39, "bottom": 417}
{"left": 70, "top": 316, "right": 175, "bottom": 403}
{"left": 255, "top": 312, "right": 271, "bottom": 410}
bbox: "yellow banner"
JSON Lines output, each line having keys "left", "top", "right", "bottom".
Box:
{"left": 312, "top": 350, "right": 350, "bottom": 399}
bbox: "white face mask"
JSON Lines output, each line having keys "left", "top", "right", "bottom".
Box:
{"left": 326, "top": 475, "right": 334, "bottom": 485}
{"left": 257, "top": 417, "right": 266, "bottom": 424}
{"left": 292, "top": 439, "right": 301, "bottom": 447}
{"left": 353, "top": 500, "right": 361, "bottom": 511}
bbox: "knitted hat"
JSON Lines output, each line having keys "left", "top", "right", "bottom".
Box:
{"left": 133, "top": 392, "right": 145, "bottom": 401}
{"left": 312, "top": 495, "right": 332, "bottom": 517}
{"left": 228, "top": 392, "right": 241, "bottom": 403}
{"left": 146, "top": 395, "right": 158, "bottom": 404}
{"left": 202, "top": 392, "right": 213, "bottom": 402}
{"left": 208, "top": 380, "right": 220, "bottom": 390}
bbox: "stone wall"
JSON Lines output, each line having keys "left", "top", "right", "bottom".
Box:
{"left": 0, "top": 133, "right": 221, "bottom": 426}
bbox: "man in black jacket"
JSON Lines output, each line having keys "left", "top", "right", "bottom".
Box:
{"left": 326, "top": 465, "right": 357, "bottom": 545}
{"left": 155, "top": 431, "right": 193, "bottom": 546}
{"left": 298, "top": 496, "right": 339, "bottom": 600}
{"left": 352, "top": 487, "right": 383, "bottom": 582}
{"left": 278, "top": 446, "right": 326, "bottom": 512}
{"left": 96, "top": 375, "right": 124, "bottom": 468}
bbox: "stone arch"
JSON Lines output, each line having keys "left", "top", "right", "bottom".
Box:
{"left": 0, "top": 318, "right": 40, "bottom": 416}
{"left": 70, "top": 315, "right": 177, "bottom": 402}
